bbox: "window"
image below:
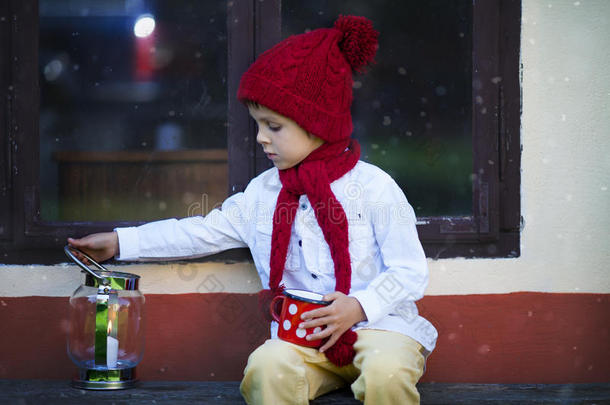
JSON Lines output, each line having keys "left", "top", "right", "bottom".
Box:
{"left": 277, "top": 0, "right": 522, "bottom": 258}
{"left": 0, "top": 0, "right": 521, "bottom": 263}
{"left": 39, "top": 1, "right": 229, "bottom": 222}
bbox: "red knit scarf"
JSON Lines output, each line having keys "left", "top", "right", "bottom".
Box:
{"left": 259, "top": 138, "right": 361, "bottom": 367}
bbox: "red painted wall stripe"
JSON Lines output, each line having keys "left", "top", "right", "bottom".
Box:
{"left": 418, "top": 293, "right": 609, "bottom": 383}
{"left": 0, "top": 292, "right": 608, "bottom": 383}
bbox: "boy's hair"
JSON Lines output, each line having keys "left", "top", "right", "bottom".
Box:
{"left": 244, "top": 100, "right": 261, "bottom": 110}
{"left": 237, "top": 16, "right": 378, "bottom": 144}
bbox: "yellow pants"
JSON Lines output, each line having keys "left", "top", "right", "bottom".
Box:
{"left": 240, "top": 329, "right": 427, "bottom": 405}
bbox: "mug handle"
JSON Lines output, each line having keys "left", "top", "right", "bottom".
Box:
{"left": 269, "top": 295, "right": 285, "bottom": 323}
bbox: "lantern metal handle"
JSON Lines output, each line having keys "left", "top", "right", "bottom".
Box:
{"left": 64, "top": 245, "right": 109, "bottom": 283}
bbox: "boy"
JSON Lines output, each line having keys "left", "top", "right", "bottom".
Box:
{"left": 68, "top": 16, "right": 437, "bottom": 404}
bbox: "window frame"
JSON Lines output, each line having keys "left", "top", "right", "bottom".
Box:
{"left": 0, "top": 0, "right": 521, "bottom": 263}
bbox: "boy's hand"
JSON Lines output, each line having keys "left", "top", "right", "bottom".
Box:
{"left": 299, "top": 292, "right": 367, "bottom": 353}
{"left": 67, "top": 232, "right": 119, "bottom": 264}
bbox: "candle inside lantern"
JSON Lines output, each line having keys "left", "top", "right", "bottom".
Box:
{"left": 107, "top": 320, "right": 119, "bottom": 368}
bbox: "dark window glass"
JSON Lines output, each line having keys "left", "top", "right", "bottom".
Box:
{"left": 39, "top": 0, "right": 228, "bottom": 221}
{"left": 282, "top": 0, "right": 473, "bottom": 216}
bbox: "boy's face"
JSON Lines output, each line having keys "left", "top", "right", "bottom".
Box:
{"left": 248, "top": 104, "right": 324, "bottom": 170}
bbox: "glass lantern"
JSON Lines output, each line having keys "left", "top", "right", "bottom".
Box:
{"left": 65, "top": 246, "right": 145, "bottom": 390}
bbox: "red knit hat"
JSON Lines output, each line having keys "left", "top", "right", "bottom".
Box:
{"left": 238, "top": 15, "right": 378, "bottom": 143}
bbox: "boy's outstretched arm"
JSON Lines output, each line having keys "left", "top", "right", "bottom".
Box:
{"left": 67, "top": 177, "right": 258, "bottom": 263}
{"left": 67, "top": 232, "right": 119, "bottom": 264}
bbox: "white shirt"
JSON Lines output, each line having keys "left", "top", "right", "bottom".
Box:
{"left": 115, "top": 160, "right": 438, "bottom": 352}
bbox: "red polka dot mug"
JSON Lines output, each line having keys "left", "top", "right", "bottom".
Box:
{"left": 270, "top": 289, "right": 330, "bottom": 348}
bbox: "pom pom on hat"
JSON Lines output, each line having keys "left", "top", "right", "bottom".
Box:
{"left": 334, "top": 15, "right": 379, "bottom": 73}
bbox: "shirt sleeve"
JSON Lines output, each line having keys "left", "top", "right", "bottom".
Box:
{"left": 114, "top": 181, "right": 254, "bottom": 261}
{"left": 349, "top": 175, "right": 429, "bottom": 325}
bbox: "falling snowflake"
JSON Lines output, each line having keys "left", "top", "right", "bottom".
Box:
{"left": 477, "top": 344, "right": 491, "bottom": 355}
{"left": 491, "top": 76, "right": 503, "bottom": 84}
{"left": 435, "top": 86, "right": 447, "bottom": 96}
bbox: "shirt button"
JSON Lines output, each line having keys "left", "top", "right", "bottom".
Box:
{"left": 301, "top": 204, "right": 307, "bottom": 210}
{"left": 298, "top": 240, "right": 302, "bottom": 247}
{"left": 311, "top": 273, "right": 318, "bottom": 279}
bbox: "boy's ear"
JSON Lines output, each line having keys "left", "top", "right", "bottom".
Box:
{"left": 308, "top": 132, "right": 324, "bottom": 142}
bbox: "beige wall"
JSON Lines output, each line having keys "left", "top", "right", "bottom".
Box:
{"left": 1, "top": 0, "right": 609, "bottom": 297}
{"left": 427, "top": 0, "right": 610, "bottom": 295}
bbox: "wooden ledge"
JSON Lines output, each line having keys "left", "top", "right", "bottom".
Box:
{"left": 53, "top": 149, "right": 229, "bottom": 163}
{"left": 0, "top": 380, "right": 608, "bottom": 404}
